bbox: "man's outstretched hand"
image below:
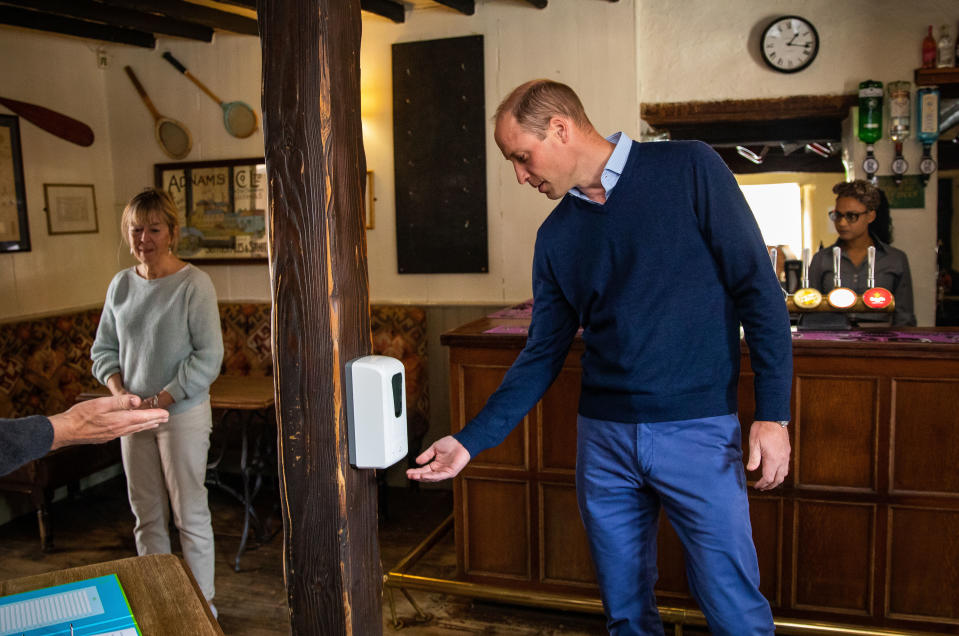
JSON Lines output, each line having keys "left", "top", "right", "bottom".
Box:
{"left": 406, "top": 435, "right": 471, "bottom": 482}
{"left": 49, "top": 394, "right": 168, "bottom": 450}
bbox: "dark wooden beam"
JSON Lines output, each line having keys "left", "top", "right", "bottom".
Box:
{"left": 210, "top": 0, "right": 256, "bottom": 8}
{"left": 1, "top": 0, "right": 213, "bottom": 41}
{"left": 258, "top": 0, "right": 382, "bottom": 634}
{"left": 360, "top": 0, "right": 403, "bottom": 23}
{"left": 434, "top": 0, "right": 474, "bottom": 15}
{"left": 0, "top": 5, "right": 155, "bottom": 47}
{"left": 99, "top": 0, "right": 258, "bottom": 35}
{"left": 523, "top": 0, "right": 548, "bottom": 8}
{"left": 641, "top": 94, "right": 856, "bottom": 127}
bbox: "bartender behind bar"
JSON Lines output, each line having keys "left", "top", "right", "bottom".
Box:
{"left": 805, "top": 179, "right": 916, "bottom": 327}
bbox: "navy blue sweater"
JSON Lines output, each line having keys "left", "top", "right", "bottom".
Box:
{"left": 454, "top": 140, "right": 793, "bottom": 458}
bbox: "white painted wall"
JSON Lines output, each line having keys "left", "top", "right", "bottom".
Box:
{"left": 361, "top": 1, "right": 638, "bottom": 305}
{"left": 0, "top": 30, "right": 121, "bottom": 320}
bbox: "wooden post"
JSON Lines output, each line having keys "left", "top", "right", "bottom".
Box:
{"left": 257, "top": 1, "right": 382, "bottom": 633}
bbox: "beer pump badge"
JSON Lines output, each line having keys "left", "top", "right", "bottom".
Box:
{"left": 863, "top": 287, "right": 893, "bottom": 309}
{"left": 794, "top": 287, "right": 823, "bottom": 308}
{"left": 863, "top": 245, "right": 893, "bottom": 310}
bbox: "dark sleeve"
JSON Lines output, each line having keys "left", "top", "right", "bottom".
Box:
{"left": 0, "top": 415, "right": 54, "bottom": 477}
{"left": 453, "top": 235, "right": 580, "bottom": 458}
{"left": 691, "top": 143, "right": 793, "bottom": 421}
{"left": 891, "top": 251, "right": 916, "bottom": 326}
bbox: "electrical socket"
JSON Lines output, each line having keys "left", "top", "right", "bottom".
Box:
{"left": 96, "top": 48, "right": 109, "bottom": 69}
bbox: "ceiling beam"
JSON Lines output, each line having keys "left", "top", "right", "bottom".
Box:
{"left": 0, "top": 5, "right": 155, "bottom": 47}
{"left": 98, "top": 0, "right": 258, "bottom": 35}
{"left": 1, "top": 0, "right": 213, "bottom": 41}
{"left": 359, "top": 0, "right": 403, "bottom": 23}
{"left": 523, "top": 0, "right": 547, "bottom": 8}
{"left": 210, "top": 0, "right": 255, "bottom": 8}
{"left": 434, "top": 0, "right": 474, "bottom": 15}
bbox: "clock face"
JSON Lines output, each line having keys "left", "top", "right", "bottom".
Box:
{"left": 761, "top": 16, "right": 819, "bottom": 73}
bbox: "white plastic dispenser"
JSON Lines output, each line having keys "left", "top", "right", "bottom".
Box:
{"left": 345, "top": 355, "right": 408, "bottom": 469}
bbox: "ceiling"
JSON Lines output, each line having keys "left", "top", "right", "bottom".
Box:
{"left": 0, "top": 0, "right": 619, "bottom": 46}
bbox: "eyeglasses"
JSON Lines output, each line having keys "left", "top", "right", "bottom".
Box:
{"left": 828, "top": 210, "right": 866, "bottom": 223}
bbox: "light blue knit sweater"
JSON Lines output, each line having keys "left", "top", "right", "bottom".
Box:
{"left": 91, "top": 264, "right": 223, "bottom": 415}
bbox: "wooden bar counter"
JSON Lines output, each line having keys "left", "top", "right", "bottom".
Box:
{"left": 441, "top": 312, "right": 959, "bottom": 633}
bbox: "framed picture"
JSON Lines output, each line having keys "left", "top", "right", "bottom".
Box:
{"left": 154, "top": 157, "right": 267, "bottom": 262}
{"left": 365, "top": 170, "right": 375, "bottom": 230}
{"left": 0, "top": 115, "right": 30, "bottom": 253}
{"left": 43, "top": 184, "right": 98, "bottom": 235}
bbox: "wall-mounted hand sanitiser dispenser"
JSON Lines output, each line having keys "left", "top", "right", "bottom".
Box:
{"left": 345, "top": 355, "right": 408, "bottom": 469}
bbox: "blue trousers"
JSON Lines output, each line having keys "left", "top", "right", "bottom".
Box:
{"left": 575, "top": 413, "right": 774, "bottom": 636}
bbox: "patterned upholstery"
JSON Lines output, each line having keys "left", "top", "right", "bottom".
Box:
{"left": 0, "top": 303, "right": 429, "bottom": 445}
{"left": 0, "top": 309, "right": 103, "bottom": 419}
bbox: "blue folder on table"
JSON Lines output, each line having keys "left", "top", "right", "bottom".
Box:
{"left": 0, "top": 574, "right": 140, "bottom": 636}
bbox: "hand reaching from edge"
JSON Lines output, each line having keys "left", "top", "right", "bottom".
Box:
{"left": 49, "top": 394, "right": 169, "bottom": 450}
{"left": 406, "top": 435, "right": 471, "bottom": 483}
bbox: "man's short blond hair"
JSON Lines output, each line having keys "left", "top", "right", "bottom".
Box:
{"left": 494, "top": 79, "right": 593, "bottom": 138}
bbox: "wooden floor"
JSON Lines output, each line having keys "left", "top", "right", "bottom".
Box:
{"left": 0, "top": 477, "right": 624, "bottom": 635}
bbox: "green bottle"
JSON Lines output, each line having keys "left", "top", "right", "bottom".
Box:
{"left": 858, "top": 80, "right": 883, "bottom": 144}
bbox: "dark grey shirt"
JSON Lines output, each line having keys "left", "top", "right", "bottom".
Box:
{"left": 807, "top": 236, "right": 916, "bottom": 326}
{"left": 0, "top": 415, "right": 54, "bottom": 476}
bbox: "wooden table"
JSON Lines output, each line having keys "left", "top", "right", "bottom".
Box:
{"left": 0, "top": 554, "right": 223, "bottom": 634}
{"left": 81, "top": 375, "right": 277, "bottom": 572}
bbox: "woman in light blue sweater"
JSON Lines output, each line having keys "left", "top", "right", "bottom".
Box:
{"left": 91, "top": 189, "right": 223, "bottom": 613}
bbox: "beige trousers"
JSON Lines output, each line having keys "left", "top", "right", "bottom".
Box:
{"left": 121, "top": 399, "right": 215, "bottom": 600}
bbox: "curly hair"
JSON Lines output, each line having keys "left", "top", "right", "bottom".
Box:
{"left": 494, "top": 79, "right": 593, "bottom": 139}
{"left": 832, "top": 179, "right": 881, "bottom": 212}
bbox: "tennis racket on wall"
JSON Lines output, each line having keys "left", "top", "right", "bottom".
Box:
{"left": 0, "top": 96, "right": 94, "bottom": 146}
{"left": 162, "top": 52, "right": 259, "bottom": 139}
{"left": 124, "top": 65, "right": 192, "bottom": 160}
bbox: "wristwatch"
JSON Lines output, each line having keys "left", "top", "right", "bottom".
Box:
{"left": 776, "top": 420, "right": 789, "bottom": 428}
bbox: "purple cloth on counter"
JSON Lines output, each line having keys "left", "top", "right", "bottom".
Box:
{"left": 487, "top": 327, "right": 959, "bottom": 343}
{"left": 487, "top": 300, "right": 534, "bottom": 319}
{"left": 792, "top": 330, "right": 959, "bottom": 343}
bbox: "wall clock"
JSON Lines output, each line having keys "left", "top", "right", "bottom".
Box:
{"left": 760, "top": 15, "right": 819, "bottom": 73}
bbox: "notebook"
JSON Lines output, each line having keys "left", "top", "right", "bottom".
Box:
{"left": 0, "top": 574, "right": 140, "bottom": 636}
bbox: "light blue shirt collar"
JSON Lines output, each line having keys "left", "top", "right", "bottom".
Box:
{"left": 568, "top": 131, "right": 633, "bottom": 203}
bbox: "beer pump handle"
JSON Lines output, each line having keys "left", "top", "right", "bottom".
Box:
{"left": 867, "top": 245, "right": 876, "bottom": 288}
{"left": 801, "top": 247, "right": 811, "bottom": 289}
{"left": 769, "top": 247, "right": 778, "bottom": 274}
{"left": 832, "top": 246, "right": 842, "bottom": 288}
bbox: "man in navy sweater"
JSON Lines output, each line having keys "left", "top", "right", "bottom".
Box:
{"left": 408, "top": 80, "right": 792, "bottom": 636}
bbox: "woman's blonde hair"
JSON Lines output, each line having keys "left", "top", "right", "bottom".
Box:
{"left": 494, "top": 79, "right": 593, "bottom": 138}
{"left": 121, "top": 188, "right": 180, "bottom": 251}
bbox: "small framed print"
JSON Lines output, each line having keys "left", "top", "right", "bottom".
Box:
{"left": 43, "top": 183, "right": 98, "bottom": 235}
{"left": 0, "top": 115, "right": 30, "bottom": 252}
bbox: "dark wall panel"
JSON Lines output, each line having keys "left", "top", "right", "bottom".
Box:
{"left": 392, "top": 35, "right": 487, "bottom": 273}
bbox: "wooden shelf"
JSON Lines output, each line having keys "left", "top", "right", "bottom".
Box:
{"left": 915, "top": 67, "right": 959, "bottom": 97}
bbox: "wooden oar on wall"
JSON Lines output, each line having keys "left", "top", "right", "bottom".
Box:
{"left": 0, "top": 96, "right": 94, "bottom": 146}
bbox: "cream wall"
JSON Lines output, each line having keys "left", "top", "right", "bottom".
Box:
{"left": 361, "top": 1, "right": 638, "bottom": 305}
{"left": 0, "top": 30, "right": 122, "bottom": 320}
{"left": 637, "top": 0, "right": 956, "bottom": 325}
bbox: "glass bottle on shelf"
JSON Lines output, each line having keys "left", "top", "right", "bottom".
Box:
{"left": 937, "top": 25, "right": 955, "bottom": 68}
{"left": 923, "top": 25, "right": 937, "bottom": 68}
{"left": 858, "top": 80, "right": 883, "bottom": 182}
{"left": 887, "top": 81, "right": 911, "bottom": 185}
